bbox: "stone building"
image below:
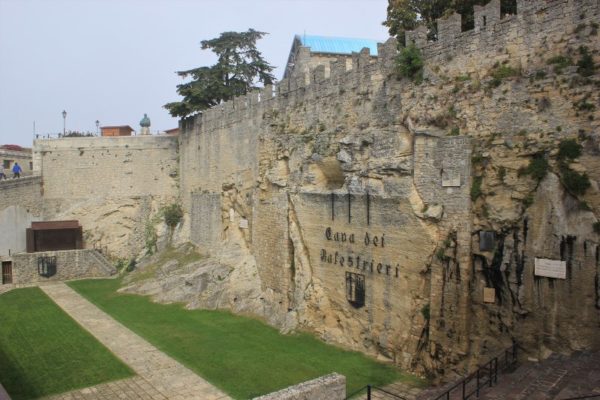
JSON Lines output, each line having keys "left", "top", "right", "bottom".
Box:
{"left": 283, "top": 34, "right": 380, "bottom": 81}
{"left": 0, "top": 145, "right": 32, "bottom": 177}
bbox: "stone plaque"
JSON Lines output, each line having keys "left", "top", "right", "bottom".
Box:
{"left": 483, "top": 287, "right": 495, "bottom": 303}
{"left": 239, "top": 218, "right": 248, "bottom": 229}
{"left": 534, "top": 258, "right": 566, "bottom": 279}
{"left": 229, "top": 208, "right": 235, "bottom": 222}
{"left": 442, "top": 173, "right": 461, "bottom": 187}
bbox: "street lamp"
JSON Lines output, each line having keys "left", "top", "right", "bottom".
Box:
{"left": 95, "top": 120, "right": 100, "bottom": 135}
{"left": 62, "top": 110, "right": 67, "bottom": 136}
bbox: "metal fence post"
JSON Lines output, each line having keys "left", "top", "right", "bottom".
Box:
{"left": 367, "top": 385, "right": 372, "bottom": 400}
{"left": 476, "top": 369, "right": 480, "bottom": 397}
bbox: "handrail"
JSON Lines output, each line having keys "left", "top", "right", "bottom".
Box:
{"left": 345, "top": 384, "right": 409, "bottom": 399}
{"left": 346, "top": 342, "right": 518, "bottom": 400}
{"left": 432, "top": 341, "right": 517, "bottom": 400}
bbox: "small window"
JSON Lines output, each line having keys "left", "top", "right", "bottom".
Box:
{"left": 3, "top": 160, "right": 11, "bottom": 169}
{"left": 29, "top": 161, "right": 33, "bottom": 170}
{"left": 483, "top": 16, "right": 487, "bottom": 27}
{"left": 346, "top": 272, "right": 365, "bottom": 308}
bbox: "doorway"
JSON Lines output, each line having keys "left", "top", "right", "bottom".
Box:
{"left": 2, "top": 261, "right": 12, "bottom": 284}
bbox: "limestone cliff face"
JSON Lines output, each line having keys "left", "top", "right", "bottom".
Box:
{"left": 131, "top": 0, "right": 600, "bottom": 378}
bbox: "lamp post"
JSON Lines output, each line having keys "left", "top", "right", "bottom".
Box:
{"left": 95, "top": 120, "right": 100, "bottom": 135}
{"left": 62, "top": 110, "right": 67, "bottom": 136}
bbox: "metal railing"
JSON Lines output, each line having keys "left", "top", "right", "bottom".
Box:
{"left": 432, "top": 342, "right": 518, "bottom": 400}
{"left": 346, "top": 384, "right": 409, "bottom": 400}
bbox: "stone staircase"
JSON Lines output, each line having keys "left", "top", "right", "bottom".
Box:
{"left": 87, "top": 250, "right": 117, "bottom": 276}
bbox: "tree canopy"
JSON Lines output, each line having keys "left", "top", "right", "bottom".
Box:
{"left": 383, "top": 0, "right": 517, "bottom": 42}
{"left": 164, "top": 29, "right": 275, "bottom": 118}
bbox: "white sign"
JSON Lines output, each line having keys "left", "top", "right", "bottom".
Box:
{"left": 483, "top": 287, "right": 496, "bottom": 303}
{"left": 534, "top": 258, "right": 566, "bottom": 279}
{"left": 239, "top": 218, "right": 249, "bottom": 229}
{"left": 442, "top": 173, "right": 461, "bottom": 187}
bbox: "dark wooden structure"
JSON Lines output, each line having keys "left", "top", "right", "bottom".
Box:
{"left": 26, "top": 221, "right": 83, "bottom": 253}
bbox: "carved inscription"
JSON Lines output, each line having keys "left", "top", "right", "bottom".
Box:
{"left": 321, "top": 227, "right": 400, "bottom": 279}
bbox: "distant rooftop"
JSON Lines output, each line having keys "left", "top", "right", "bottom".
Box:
{"left": 296, "top": 34, "right": 380, "bottom": 56}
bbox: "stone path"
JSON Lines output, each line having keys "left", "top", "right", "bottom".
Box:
{"left": 352, "top": 381, "right": 424, "bottom": 399}
{"left": 415, "top": 351, "right": 600, "bottom": 400}
{"left": 40, "top": 283, "right": 230, "bottom": 400}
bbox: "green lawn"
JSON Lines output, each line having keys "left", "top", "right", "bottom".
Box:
{"left": 0, "top": 287, "right": 134, "bottom": 400}
{"left": 69, "top": 279, "right": 422, "bottom": 399}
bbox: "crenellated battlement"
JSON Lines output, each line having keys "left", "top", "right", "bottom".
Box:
{"left": 181, "top": 0, "right": 598, "bottom": 137}
{"left": 405, "top": 0, "right": 599, "bottom": 74}
{"left": 182, "top": 38, "right": 399, "bottom": 135}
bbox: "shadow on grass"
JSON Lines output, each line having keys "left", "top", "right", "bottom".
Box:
{"left": 0, "top": 287, "right": 133, "bottom": 400}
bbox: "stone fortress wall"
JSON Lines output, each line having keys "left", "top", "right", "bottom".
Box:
{"left": 178, "top": 0, "right": 600, "bottom": 374}
{"left": 1, "top": 0, "right": 598, "bottom": 377}
{"left": 33, "top": 135, "right": 180, "bottom": 258}
{"left": 407, "top": 0, "right": 600, "bottom": 78}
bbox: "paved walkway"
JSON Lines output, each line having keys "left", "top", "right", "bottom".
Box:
{"left": 416, "top": 351, "right": 600, "bottom": 400}
{"left": 41, "top": 283, "right": 230, "bottom": 400}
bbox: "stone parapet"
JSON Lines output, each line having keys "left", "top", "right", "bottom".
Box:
{"left": 11, "top": 249, "right": 116, "bottom": 285}
{"left": 252, "top": 373, "right": 345, "bottom": 400}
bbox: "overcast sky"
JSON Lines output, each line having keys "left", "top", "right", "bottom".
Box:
{"left": 0, "top": 0, "right": 389, "bottom": 147}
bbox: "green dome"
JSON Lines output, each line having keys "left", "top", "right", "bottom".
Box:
{"left": 140, "top": 113, "right": 151, "bottom": 127}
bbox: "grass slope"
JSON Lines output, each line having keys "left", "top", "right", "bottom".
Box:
{"left": 69, "top": 279, "right": 422, "bottom": 399}
{"left": 0, "top": 287, "right": 133, "bottom": 400}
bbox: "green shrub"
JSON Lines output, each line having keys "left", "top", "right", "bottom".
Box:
{"left": 557, "top": 139, "right": 582, "bottom": 161}
{"left": 449, "top": 126, "right": 460, "bottom": 136}
{"left": 396, "top": 44, "right": 424, "bottom": 83}
{"left": 489, "top": 65, "right": 519, "bottom": 87}
{"left": 547, "top": 55, "right": 572, "bottom": 74}
{"left": 575, "top": 98, "right": 596, "bottom": 111}
{"left": 577, "top": 46, "right": 596, "bottom": 77}
{"left": 471, "top": 176, "right": 483, "bottom": 201}
{"left": 163, "top": 204, "right": 183, "bottom": 228}
{"left": 144, "top": 221, "right": 158, "bottom": 255}
{"left": 115, "top": 259, "right": 127, "bottom": 272}
{"left": 519, "top": 156, "right": 549, "bottom": 182}
{"left": 560, "top": 165, "right": 591, "bottom": 196}
{"left": 435, "top": 248, "right": 446, "bottom": 261}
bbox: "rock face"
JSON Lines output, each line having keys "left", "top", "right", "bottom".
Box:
{"left": 17, "top": 0, "right": 600, "bottom": 379}
{"left": 173, "top": 0, "right": 600, "bottom": 377}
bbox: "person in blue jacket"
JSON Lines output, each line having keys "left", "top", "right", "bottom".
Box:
{"left": 12, "top": 162, "right": 22, "bottom": 178}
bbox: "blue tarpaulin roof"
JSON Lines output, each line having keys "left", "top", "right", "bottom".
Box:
{"left": 297, "top": 34, "right": 379, "bottom": 56}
